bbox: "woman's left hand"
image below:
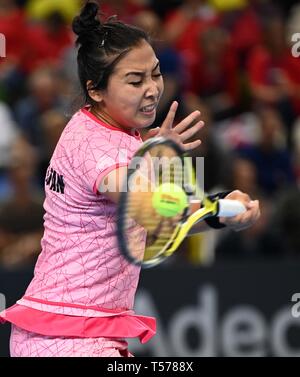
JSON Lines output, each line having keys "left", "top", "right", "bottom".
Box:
{"left": 219, "top": 190, "right": 261, "bottom": 231}
{"left": 143, "top": 101, "right": 204, "bottom": 151}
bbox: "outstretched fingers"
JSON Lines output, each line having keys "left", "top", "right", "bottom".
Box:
{"left": 179, "top": 120, "right": 204, "bottom": 142}
{"left": 173, "top": 110, "right": 201, "bottom": 134}
{"left": 181, "top": 139, "right": 202, "bottom": 151}
{"left": 158, "top": 101, "right": 205, "bottom": 151}
{"left": 160, "top": 101, "right": 178, "bottom": 130}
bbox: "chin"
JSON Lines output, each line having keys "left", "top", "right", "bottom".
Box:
{"left": 138, "top": 116, "right": 156, "bottom": 129}
{"left": 136, "top": 122, "right": 154, "bottom": 129}
{"left": 128, "top": 112, "right": 156, "bottom": 130}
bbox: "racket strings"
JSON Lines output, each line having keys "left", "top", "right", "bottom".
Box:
{"left": 123, "top": 144, "right": 187, "bottom": 263}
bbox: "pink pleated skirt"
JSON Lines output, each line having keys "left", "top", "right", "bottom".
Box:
{"left": 1, "top": 302, "right": 156, "bottom": 357}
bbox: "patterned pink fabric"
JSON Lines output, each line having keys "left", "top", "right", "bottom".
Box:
{"left": 10, "top": 325, "right": 133, "bottom": 357}
{"left": 25, "top": 108, "right": 143, "bottom": 312}
{"left": 1, "top": 108, "right": 155, "bottom": 346}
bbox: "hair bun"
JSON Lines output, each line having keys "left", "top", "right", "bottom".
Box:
{"left": 72, "top": 2, "right": 101, "bottom": 40}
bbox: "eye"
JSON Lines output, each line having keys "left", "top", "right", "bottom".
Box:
{"left": 152, "top": 73, "right": 162, "bottom": 78}
{"left": 129, "top": 81, "right": 142, "bottom": 87}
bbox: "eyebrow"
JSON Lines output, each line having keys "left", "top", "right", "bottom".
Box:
{"left": 125, "top": 61, "right": 160, "bottom": 77}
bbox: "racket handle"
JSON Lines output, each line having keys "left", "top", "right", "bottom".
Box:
{"left": 217, "top": 199, "right": 247, "bottom": 217}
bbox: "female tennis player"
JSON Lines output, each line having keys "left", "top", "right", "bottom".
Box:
{"left": 0, "top": 1, "right": 260, "bottom": 357}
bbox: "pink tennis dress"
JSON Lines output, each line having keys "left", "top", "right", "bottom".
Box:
{"left": 0, "top": 108, "right": 156, "bottom": 356}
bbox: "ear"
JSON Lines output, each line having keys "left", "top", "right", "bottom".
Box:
{"left": 86, "top": 80, "right": 104, "bottom": 103}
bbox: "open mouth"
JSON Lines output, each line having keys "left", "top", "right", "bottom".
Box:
{"left": 140, "top": 104, "right": 157, "bottom": 114}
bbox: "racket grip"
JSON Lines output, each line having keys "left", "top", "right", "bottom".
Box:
{"left": 217, "top": 199, "right": 247, "bottom": 217}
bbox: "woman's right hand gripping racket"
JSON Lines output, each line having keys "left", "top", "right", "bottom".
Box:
{"left": 117, "top": 137, "right": 246, "bottom": 268}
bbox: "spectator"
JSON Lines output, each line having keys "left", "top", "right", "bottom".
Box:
{"left": 227, "top": 157, "right": 259, "bottom": 196}
{"left": 100, "top": 0, "right": 147, "bottom": 23}
{"left": 133, "top": 9, "right": 184, "bottom": 125}
{"left": 272, "top": 188, "right": 300, "bottom": 257}
{"left": 292, "top": 117, "right": 300, "bottom": 185}
{"left": 188, "top": 25, "right": 240, "bottom": 120}
{"left": 0, "top": 137, "right": 44, "bottom": 269}
{"left": 215, "top": 152, "right": 276, "bottom": 261}
{"left": 218, "top": 0, "right": 263, "bottom": 66}
{"left": 237, "top": 107, "right": 296, "bottom": 196}
{"left": 23, "top": 11, "right": 73, "bottom": 73}
{"left": 0, "top": 0, "right": 28, "bottom": 103}
{"left": 185, "top": 94, "right": 233, "bottom": 191}
{"left": 246, "top": 14, "right": 300, "bottom": 144}
{"left": 40, "top": 109, "right": 67, "bottom": 161}
{"left": 0, "top": 101, "right": 19, "bottom": 170}
{"left": 0, "top": 0, "right": 27, "bottom": 69}
{"left": 164, "top": 0, "right": 219, "bottom": 89}
{"left": 14, "top": 66, "right": 68, "bottom": 183}
{"left": 26, "top": 0, "right": 81, "bottom": 24}
{"left": 164, "top": 0, "right": 218, "bottom": 52}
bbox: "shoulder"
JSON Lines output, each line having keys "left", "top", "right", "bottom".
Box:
{"left": 59, "top": 109, "right": 143, "bottom": 159}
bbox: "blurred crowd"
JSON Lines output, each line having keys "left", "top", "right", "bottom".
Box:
{"left": 0, "top": 0, "right": 299, "bottom": 269}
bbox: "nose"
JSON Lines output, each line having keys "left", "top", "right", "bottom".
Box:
{"left": 145, "top": 78, "right": 159, "bottom": 99}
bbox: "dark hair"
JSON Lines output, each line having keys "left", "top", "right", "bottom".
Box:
{"left": 72, "top": 1, "right": 150, "bottom": 105}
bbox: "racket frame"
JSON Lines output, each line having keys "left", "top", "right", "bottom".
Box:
{"left": 117, "top": 137, "right": 245, "bottom": 267}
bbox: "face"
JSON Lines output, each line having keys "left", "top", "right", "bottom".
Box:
{"left": 93, "top": 40, "right": 164, "bottom": 131}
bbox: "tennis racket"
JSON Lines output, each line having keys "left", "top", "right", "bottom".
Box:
{"left": 117, "top": 137, "right": 246, "bottom": 268}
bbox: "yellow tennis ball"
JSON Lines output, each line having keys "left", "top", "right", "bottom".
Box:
{"left": 152, "top": 183, "right": 188, "bottom": 217}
